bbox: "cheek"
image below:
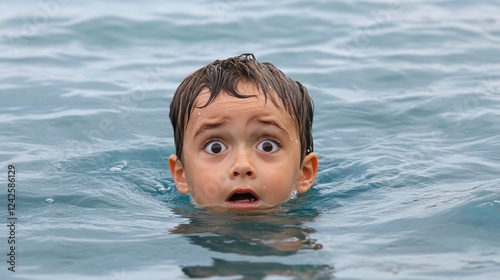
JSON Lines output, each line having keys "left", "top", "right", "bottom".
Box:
{"left": 260, "top": 166, "right": 297, "bottom": 197}
{"left": 267, "top": 177, "right": 293, "bottom": 192}
{"left": 186, "top": 166, "right": 228, "bottom": 204}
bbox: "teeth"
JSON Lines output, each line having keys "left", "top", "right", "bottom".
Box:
{"left": 229, "top": 192, "right": 257, "bottom": 203}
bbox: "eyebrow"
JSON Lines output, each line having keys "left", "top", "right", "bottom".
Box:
{"left": 194, "top": 121, "right": 227, "bottom": 139}
{"left": 193, "top": 118, "right": 291, "bottom": 139}
{"left": 255, "top": 119, "right": 291, "bottom": 139}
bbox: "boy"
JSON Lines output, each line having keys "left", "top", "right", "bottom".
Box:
{"left": 169, "top": 53, "right": 318, "bottom": 210}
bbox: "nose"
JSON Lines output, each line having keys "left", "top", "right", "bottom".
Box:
{"left": 230, "top": 147, "right": 256, "bottom": 179}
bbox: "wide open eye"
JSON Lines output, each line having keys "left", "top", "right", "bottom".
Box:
{"left": 204, "top": 140, "right": 227, "bottom": 154}
{"left": 256, "top": 139, "right": 280, "bottom": 153}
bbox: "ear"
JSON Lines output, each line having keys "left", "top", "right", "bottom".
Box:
{"left": 297, "top": 152, "right": 319, "bottom": 194}
{"left": 169, "top": 155, "right": 190, "bottom": 194}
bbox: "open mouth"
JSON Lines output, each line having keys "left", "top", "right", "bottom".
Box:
{"left": 226, "top": 190, "right": 259, "bottom": 203}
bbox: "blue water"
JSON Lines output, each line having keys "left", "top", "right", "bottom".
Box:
{"left": 1, "top": 0, "right": 500, "bottom": 279}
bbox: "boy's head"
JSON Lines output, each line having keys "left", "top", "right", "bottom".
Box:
{"left": 169, "top": 54, "right": 318, "bottom": 210}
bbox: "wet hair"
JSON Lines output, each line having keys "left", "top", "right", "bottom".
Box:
{"left": 169, "top": 53, "right": 314, "bottom": 161}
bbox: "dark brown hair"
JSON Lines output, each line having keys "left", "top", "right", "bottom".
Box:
{"left": 169, "top": 53, "right": 314, "bottom": 161}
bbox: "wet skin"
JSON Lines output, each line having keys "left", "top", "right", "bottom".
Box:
{"left": 169, "top": 83, "right": 318, "bottom": 210}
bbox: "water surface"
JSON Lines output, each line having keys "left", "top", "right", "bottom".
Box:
{"left": 1, "top": 0, "right": 500, "bottom": 279}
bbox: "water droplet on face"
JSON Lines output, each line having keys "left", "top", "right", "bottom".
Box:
{"left": 45, "top": 198, "right": 54, "bottom": 204}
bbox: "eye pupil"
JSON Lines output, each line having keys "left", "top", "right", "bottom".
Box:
{"left": 211, "top": 143, "right": 222, "bottom": 153}
{"left": 262, "top": 141, "right": 273, "bottom": 152}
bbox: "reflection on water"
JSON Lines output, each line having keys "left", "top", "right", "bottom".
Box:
{"left": 170, "top": 205, "right": 334, "bottom": 279}
{"left": 182, "top": 258, "right": 332, "bottom": 280}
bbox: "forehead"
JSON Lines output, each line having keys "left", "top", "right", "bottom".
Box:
{"left": 193, "top": 82, "right": 282, "bottom": 113}
{"left": 194, "top": 83, "right": 271, "bottom": 105}
{"left": 187, "top": 84, "right": 297, "bottom": 133}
